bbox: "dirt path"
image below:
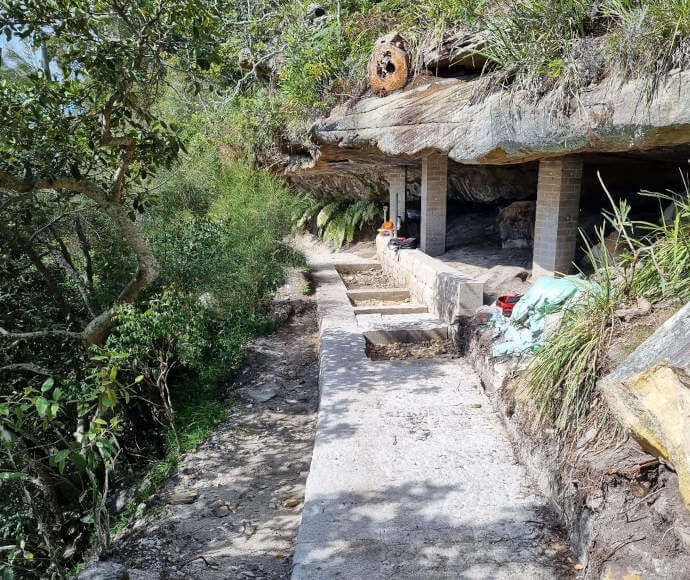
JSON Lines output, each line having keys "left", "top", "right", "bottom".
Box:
{"left": 106, "top": 278, "right": 319, "bottom": 579}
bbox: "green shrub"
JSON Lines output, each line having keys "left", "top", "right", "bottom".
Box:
{"left": 107, "top": 291, "right": 213, "bottom": 444}
{"left": 279, "top": 19, "right": 350, "bottom": 115}
{"left": 0, "top": 350, "right": 148, "bottom": 576}
{"left": 0, "top": 110, "right": 303, "bottom": 576}
{"left": 222, "top": 91, "right": 290, "bottom": 165}
{"left": 100, "top": 154, "right": 303, "bottom": 538}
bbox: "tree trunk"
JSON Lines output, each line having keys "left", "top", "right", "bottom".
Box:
{"left": 48, "top": 228, "right": 97, "bottom": 318}
{"left": 74, "top": 217, "right": 95, "bottom": 294}
{"left": 0, "top": 172, "right": 160, "bottom": 347}
{"left": 82, "top": 200, "right": 160, "bottom": 346}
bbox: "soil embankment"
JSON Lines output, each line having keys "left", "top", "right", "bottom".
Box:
{"left": 465, "top": 309, "right": 690, "bottom": 579}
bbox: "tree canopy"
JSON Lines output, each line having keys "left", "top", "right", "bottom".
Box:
{"left": 0, "top": 0, "right": 225, "bottom": 345}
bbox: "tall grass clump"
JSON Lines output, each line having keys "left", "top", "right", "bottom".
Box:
{"left": 522, "top": 172, "right": 690, "bottom": 436}
{"left": 520, "top": 227, "right": 620, "bottom": 435}
{"left": 604, "top": 0, "right": 690, "bottom": 85}
{"left": 628, "top": 179, "right": 690, "bottom": 301}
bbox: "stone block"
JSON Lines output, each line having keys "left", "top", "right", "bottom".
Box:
{"left": 602, "top": 363, "right": 690, "bottom": 509}
{"left": 376, "top": 241, "right": 482, "bottom": 323}
{"left": 600, "top": 302, "right": 690, "bottom": 509}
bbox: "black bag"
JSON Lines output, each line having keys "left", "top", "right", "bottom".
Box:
{"left": 387, "top": 237, "right": 418, "bottom": 250}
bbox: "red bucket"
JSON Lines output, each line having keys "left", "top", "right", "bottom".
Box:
{"left": 497, "top": 294, "right": 522, "bottom": 317}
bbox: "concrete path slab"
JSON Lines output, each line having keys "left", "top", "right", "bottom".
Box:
{"left": 294, "top": 252, "right": 569, "bottom": 579}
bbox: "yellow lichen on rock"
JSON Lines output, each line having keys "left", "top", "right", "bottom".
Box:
{"left": 602, "top": 570, "right": 642, "bottom": 580}
{"left": 601, "top": 363, "right": 690, "bottom": 509}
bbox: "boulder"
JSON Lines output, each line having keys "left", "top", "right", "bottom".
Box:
{"left": 421, "top": 29, "right": 487, "bottom": 73}
{"left": 77, "top": 562, "right": 127, "bottom": 580}
{"left": 497, "top": 201, "right": 536, "bottom": 249}
{"left": 599, "top": 302, "right": 690, "bottom": 509}
{"left": 169, "top": 489, "right": 199, "bottom": 505}
{"left": 601, "top": 363, "right": 690, "bottom": 509}
{"left": 478, "top": 265, "right": 530, "bottom": 303}
{"left": 603, "top": 302, "right": 690, "bottom": 374}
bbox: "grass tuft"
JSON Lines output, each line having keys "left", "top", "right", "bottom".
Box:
{"left": 520, "top": 227, "right": 620, "bottom": 435}
{"left": 521, "top": 173, "right": 690, "bottom": 437}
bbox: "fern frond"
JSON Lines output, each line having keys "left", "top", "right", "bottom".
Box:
{"left": 324, "top": 211, "right": 348, "bottom": 247}
{"left": 316, "top": 201, "right": 340, "bottom": 234}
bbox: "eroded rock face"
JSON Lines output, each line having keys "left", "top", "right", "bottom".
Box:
{"left": 287, "top": 70, "right": 690, "bottom": 205}
{"left": 497, "top": 201, "right": 536, "bottom": 248}
{"left": 448, "top": 163, "right": 537, "bottom": 203}
{"left": 309, "top": 70, "right": 690, "bottom": 166}
{"left": 289, "top": 169, "right": 386, "bottom": 200}
{"left": 600, "top": 302, "right": 690, "bottom": 510}
{"left": 289, "top": 157, "right": 537, "bottom": 204}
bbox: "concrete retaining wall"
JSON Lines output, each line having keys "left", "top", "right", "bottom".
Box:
{"left": 376, "top": 235, "right": 482, "bottom": 323}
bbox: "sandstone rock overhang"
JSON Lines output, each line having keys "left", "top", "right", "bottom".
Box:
{"left": 295, "top": 69, "right": 690, "bottom": 173}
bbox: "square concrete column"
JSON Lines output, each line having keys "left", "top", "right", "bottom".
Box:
{"left": 388, "top": 166, "right": 406, "bottom": 225}
{"left": 420, "top": 153, "right": 448, "bottom": 256}
{"left": 532, "top": 157, "right": 583, "bottom": 278}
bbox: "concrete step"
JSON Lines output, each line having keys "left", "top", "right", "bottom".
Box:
{"left": 346, "top": 287, "right": 410, "bottom": 303}
{"left": 353, "top": 304, "right": 428, "bottom": 316}
{"left": 356, "top": 312, "right": 448, "bottom": 344}
{"left": 334, "top": 262, "right": 382, "bottom": 273}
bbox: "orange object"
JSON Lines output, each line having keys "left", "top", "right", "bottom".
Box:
{"left": 381, "top": 220, "right": 394, "bottom": 231}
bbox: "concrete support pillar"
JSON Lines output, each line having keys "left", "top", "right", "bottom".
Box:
{"left": 420, "top": 153, "right": 447, "bottom": 256}
{"left": 388, "top": 166, "right": 406, "bottom": 226}
{"left": 532, "top": 157, "right": 583, "bottom": 278}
